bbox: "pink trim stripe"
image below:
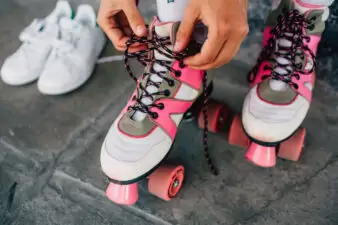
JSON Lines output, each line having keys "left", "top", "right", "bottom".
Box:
{"left": 151, "top": 98, "right": 194, "bottom": 140}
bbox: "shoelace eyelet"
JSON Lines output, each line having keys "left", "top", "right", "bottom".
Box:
{"left": 179, "top": 61, "right": 186, "bottom": 69}
{"left": 307, "top": 24, "right": 315, "bottom": 31}
{"left": 164, "top": 89, "right": 171, "bottom": 96}
{"left": 168, "top": 80, "right": 175, "bottom": 87}
{"left": 263, "top": 65, "right": 269, "bottom": 70}
{"left": 158, "top": 103, "right": 165, "bottom": 110}
{"left": 175, "top": 70, "right": 182, "bottom": 77}
{"left": 292, "top": 83, "right": 299, "bottom": 89}
{"left": 262, "top": 75, "right": 270, "bottom": 80}
{"left": 152, "top": 112, "right": 159, "bottom": 119}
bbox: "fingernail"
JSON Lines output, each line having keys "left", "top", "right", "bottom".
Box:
{"left": 174, "top": 41, "right": 181, "bottom": 52}
{"left": 136, "top": 25, "right": 145, "bottom": 36}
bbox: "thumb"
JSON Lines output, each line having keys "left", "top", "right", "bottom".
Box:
{"left": 174, "top": 6, "right": 199, "bottom": 52}
{"left": 123, "top": 2, "right": 147, "bottom": 36}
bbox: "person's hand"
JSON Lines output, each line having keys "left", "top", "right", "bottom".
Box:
{"left": 97, "top": 0, "right": 147, "bottom": 51}
{"left": 174, "top": 0, "right": 249, "bottom": 70}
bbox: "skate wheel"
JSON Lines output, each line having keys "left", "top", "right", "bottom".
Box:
{"left": 198, "top": 100, "right": 227, "bottom": 133}
{"left": 106, "top": 182, "right": 139, "bottom": 205}
{"left": 148, "top": 164, "right": 184, "bottom": 201}
{"left": 228, "top": 114, "right": 250, "bottom": 148}
{"left": 278, "top": 128, "right": 306, "bottom": 161}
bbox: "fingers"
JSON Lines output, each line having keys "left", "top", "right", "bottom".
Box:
{"left": 122, "top": 1, "right": 147, "bottom": 36}
{"left": 97, "top": 0, "right": 146, "bottom": 51}
{"left": 116, "top": 12, "right": 146, "bottom": 50}
{"left": 189, "top": 25, "right": 249, "bottom": 70}
{"left": 97, "top": 5, "right": 126, "bottom": 50}
{"left": 176, "top": 0, "right": 249, "bottom": 69}
{"left": 108, "top": 20, "right": 131, "bottom": 51}
{"left": 116, "top": 12, "right": 132, "bottom": 36}
{"left": 184, "top": 23, "right": 228, "bottom": 67}
{"left": 174, "top": 4, "right": 199, "bottom": 52}
{"left": 126, "top": 44, "right": 148, "bottom": 53}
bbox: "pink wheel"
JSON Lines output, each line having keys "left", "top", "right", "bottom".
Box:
{"left": 106, "top": 182, "right": 139, "bottom": 205}
{"left": 148, "top": 164, "right": 184, "bottom": 201}
{"left": 245, "top": 142, "right": 276, "bottom": 167}
{"left": 278, "top": 128, "right": 306, "bottom": 161}
{"left": 198, "top": 100, "right": 227, "bottom": 133}
{"left": 228, "top": 114, "right": 250, "bottom": 148}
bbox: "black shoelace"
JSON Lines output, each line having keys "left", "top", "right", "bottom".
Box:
{"left": 124, "top": 28, "right": 218, "bottom": 175}
{"left": 248, "top": 9, "right": 316, "bottom": 88}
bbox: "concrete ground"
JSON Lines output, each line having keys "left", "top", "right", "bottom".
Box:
{"left": 1, "top": 0, "right": 338, "bottom": 225}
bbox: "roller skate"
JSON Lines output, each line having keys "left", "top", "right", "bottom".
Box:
{"left": 239, "top": 0, "right": 329, "bottom": 167}
{"left": 101, "top": 17, "right": 217, "bottom": 205}
{"left": 197, "top": 98, "right": 305, "bottom": 165}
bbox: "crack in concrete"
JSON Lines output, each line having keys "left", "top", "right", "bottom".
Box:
{"left": 231, "top": 154, "right": 338, "bottom": 225}
{"left": 53, "top": 170, "right": 173, "bottom": 225}
{"left": 0, "top": 81, "right": 174, "bottom": 224}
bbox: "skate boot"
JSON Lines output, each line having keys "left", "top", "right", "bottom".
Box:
{"left": 242, "top": 0, "right": 330, "bottom": 167}
{"left": 101, "top": 17, "right": 216, "bottom": 204}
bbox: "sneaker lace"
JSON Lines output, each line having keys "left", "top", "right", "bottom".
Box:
{"left": 52, "top": 24, "right": 82, "bottom": 57}
{"left": 124, "top": 28, "right": 218, "bottom": 176}
{"left": 248, "top": 9, "right": 316, "bottom": 89}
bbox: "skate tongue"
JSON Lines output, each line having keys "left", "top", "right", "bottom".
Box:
{"left": 269, "top": 80, "right": 289, "bottom": 91}
{"left": 153, "top": 19, "right": 179, "bottom": 61}
{"left": 154, "top": 21, "right": 174, "bottom": 38}
{"left": 269, "top": 37, "right": 291, "bottom": 92}
{"left": 131, "top": 19, "right": 178, "bottom": 122}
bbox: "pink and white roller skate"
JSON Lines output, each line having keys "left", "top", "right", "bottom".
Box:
{"left": 241, "top": 0, "right": 330, "bottom": 167}
{"left": 101, "top": 17, "right": 216, "bottom": 205}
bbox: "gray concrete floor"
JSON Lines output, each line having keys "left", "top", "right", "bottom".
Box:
{"left": 1, "top": 1, "right": 338, "bottom": 225}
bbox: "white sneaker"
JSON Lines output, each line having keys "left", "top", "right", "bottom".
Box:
{"left": 0, "top": 1, "right": 72, "bottom": 86}
{"left": 37, "top": 4, "right": 106, "bottom": 95}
